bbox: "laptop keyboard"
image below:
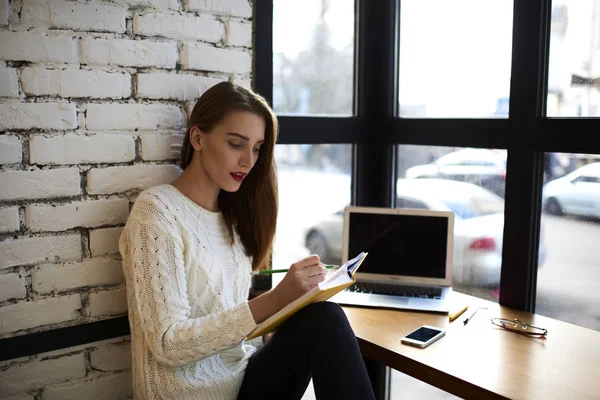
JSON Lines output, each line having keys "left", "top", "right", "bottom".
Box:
{"left": 347, "top": 282, "right": 443, "bottom": 299}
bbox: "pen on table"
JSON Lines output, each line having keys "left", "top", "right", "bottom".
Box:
{"left": 250, "top": 264, "right": 339, "bottom": 276}
{"left": 449, "top": 305, "right": 468, "bottom": 322}
{"left": 463, "top": 308, "right": 479, "bottom": 325}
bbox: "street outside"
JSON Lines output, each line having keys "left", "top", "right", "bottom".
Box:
{"left": 272, "top": 168, "right": 600, "bottom": 399}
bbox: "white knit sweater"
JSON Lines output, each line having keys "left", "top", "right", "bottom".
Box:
{"left": 119, "top": 184, "right": 261, "bottom": 400}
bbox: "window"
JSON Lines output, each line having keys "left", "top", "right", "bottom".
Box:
{"left": 397, "top": 145, "right": 507, "bottom": 300}
{"left": 273, "top": 0, "right": 355, "bottom": 116}
{"left": 538, "top": 152, "right": 600, "bottom": 331}
{"left": 547, "top": 1, "right": 600, "bottom": 117}
{"left": 398, "top": 0, "right": 514, "bottom": 118}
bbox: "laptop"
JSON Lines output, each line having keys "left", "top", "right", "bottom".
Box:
{"left": 331, "top": 206, "right": 454, "bottom": 313}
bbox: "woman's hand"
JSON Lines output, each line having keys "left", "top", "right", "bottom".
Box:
{"left": 271, "top": 255, "right": 328, "bottom": 309}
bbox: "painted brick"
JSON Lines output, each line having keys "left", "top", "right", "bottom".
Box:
{"left": 0, "top": 103, "right": 77, "bottom": 130}
{"left": 89, "top": 287, "right": 127, "bottom": 317}
{"left": 90, "top": 342, "right": 132, "bottom": 371}
{"left": 32, "top": 257, "right": 124, "bottom": 294}
{"left": 0, "top": 354, "right": 86, "bottom": 397}
{"left": 181, "top": 43, "right": 251, "bottom": 74}
{"left": 0, "top": 294, "right": 82, "bottom": 335}
{"left": 43, "top": 370, "right": 133, "bottom": 400}
{"left": 140, "top": 133, "right": 183, "bottom": 161}
{"left": 0, "top": 207, "right": 20, "bottom": 233}
{"left": 0, "top": 66, "right": 19, "bottom": 97}
{"left": 112, "top": 0, "right": 179, "bottom": 9}
{"left": 233, "top": 78, "right": 251, "bottom": 89}
{"left": 29, "top": 133, "right": 135, "bottom": 165}
{"left": 0, "top": 135, "right": 22, "bottom": 164}
{"left": 187, "top": 0, "right": 252, "bottom": 18}
{"left": 26, "top": 199, "right": 129, "bottom": 232}
{"left": 137, "top": 73, "right": 222, "bottom": 101}
{"left": 227, "top": 20, "right": 252, "bottom": 47}
{"left": 0, "top": 0, "right": 7, "bottom": 25}
{"left": 0, "top": 234, "right": 81, "bottom": 270}
{"left": 89, "top": 227, "right": 124, "bottom": 257}
{"left": 81, "top": 38, "right": 177, "bottom": 68}
{"left": 87, "top": 164, "right": 181, "bottom": 195}
{"left": 0, "top": 272, "right": 27, "bottom": 302}
{"left": 133, "top": 11, "right": 223, "bottom": 42}
{"left": 22, "top": 67, "right": 131, "bottom": 99}
{"left": 86, "top": 103, "right": 183, "bottom": 130}
{"left": 21, "top": 0, "right": 126, "bottom": 33}
{"left": 0, "top": 32, "right": 78, "bottom": 64}
{"left": 0, "top": 168, "right": 81, "bottom": 201}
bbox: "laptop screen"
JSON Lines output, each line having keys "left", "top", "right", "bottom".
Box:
{"left": 347, "top": 210, "right": 450, "bottom": 279}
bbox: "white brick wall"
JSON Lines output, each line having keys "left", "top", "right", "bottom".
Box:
{"left": 90, "top": 342, "right": 132, "bottom": 371}
{"left": 0, "top": 294, "right": 82, "bottom": 335}
{"left": 43, "top": 370, "right": 133, "bottom": 400}
{"left": 0, "top": 65, "right": 19, "bottom": 97}
{"left": 81, "top": 38, "right": 178, "bottom": 68}
{"left": 182, "top": 42, "right": 252, "bottom": 74}
{"left": 228, "top": 20, "right": 252, "bottom": 47}
{"left": 137, "top": 72, "right": 223, "bottom": 101}
{"left": 0, "top": 0, "right": 254, "bottom": 396}
{"left": 87, "top": 164, "right": 181, "bottom": 194}
{"left": 26, "top": 199, "right": 130, "bottom": 232}
{"left": 89, "top": 227, "right": 124, "bottom": 257}
{"left": 89, "top": 287, "right": 128, "bottom": 317}
{"left": 0, "top": 103, "right": 77, "bottom": 130}
{"left": 0, "top": 207, "right": 20, "bottom": 233}
{"left": 0, "top": 272, "right": 27, "bottom": 302}
{"left": 134, "top": 11, "right": 223, "bottom": 42}
{"left": 0, "top": 32, "right": 78, "bottom": 64}
{"left": 0, "top": 353, "right": 87, "bottom": 397}
{"left": 21, "top": 0, "right": 127, "bottom": 33}
{"left": 0, "top": 135, "right": 21, "bottom": 164}
{"left": 29, "top": 133, "right": 136, "bottom": 165}
{"left": 32, "top": 257, "right": 124, "bottom": 294}
{"left": 0, "top": 234, "right": 82, "bottom": 270}
{"left": 21, "top": 67, "right": 131, "bottom": 99}
{"left": 141, "top": 133, "right": 184, "bottom": 161}
{"left": 86, "top": 103, "right": 184, "bottom": 130}
{"left": 0, "top": 168, "right": 81, "bottom": 201}
{"left": 0, "top": 0, "right": 8, "bottom": 25}
{"left": 188, "top": 0, "right": 252, "bottom": 18}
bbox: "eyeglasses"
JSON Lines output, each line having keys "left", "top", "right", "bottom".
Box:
{"left": 491, "top": 318, "right": 548, "bottom": 337}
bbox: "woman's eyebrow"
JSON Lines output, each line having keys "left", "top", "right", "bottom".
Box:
{"left": 227, "top": 132, "right": 264, "bottom": 144}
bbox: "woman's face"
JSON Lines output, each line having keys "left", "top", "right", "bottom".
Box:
{"left": 193, "top": 110, "right": 266, "bottom": 193}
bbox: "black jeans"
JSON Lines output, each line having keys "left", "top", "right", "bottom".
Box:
{"left": 237, "top": 302, "right": 376, "bottom": 400}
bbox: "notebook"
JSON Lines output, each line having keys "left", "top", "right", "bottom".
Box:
{"left": 331, "top": 206, "right": 454, "bottom": 313}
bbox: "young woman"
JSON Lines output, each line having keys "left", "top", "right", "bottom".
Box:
{"left": 119, "top": 81, "right": 375, "bottom": 400}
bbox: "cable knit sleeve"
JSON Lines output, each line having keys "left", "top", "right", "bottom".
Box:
{"left": 122, "top": 218, "right": 258, "bottom": 368}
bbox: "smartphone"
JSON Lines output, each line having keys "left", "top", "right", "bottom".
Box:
{"left": 401, "top": 325, "right": 446, "bottom": 348}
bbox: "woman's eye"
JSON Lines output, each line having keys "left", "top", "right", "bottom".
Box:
{"left": 253, "top": 147, "right": 261, "bottom": 154}
{"left": 228, "top": 142, "right": 242, "bottom": 149}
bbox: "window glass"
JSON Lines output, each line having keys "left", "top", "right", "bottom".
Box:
{"left": 538, "top": 152, "right": 600, "bottom": 331}
{"left": 273, "top": 144, "right": 352, "bottom": 286}
{"left": 397, "top": 145, "right": 508, "bottom": 298}
{"left": 398, "top": 0, "right": 514, "bottom": 118}
{"left": 273, "top": 0, "right": 355, "bottom": 116}
{"left": 547, "top": 0, "right": 600, "bottom": 117}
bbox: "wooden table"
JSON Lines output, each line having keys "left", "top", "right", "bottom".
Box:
{"left": 342, "top": 292, "right": 600, "bottom": 400}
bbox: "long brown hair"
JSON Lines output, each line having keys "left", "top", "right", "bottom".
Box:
{"left": 180, "top": 81, "right": 278, "bottom": 271}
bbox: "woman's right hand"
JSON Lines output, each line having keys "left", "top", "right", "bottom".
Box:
{"left": 272, "top": 255, "right": 328, "bottom": 308}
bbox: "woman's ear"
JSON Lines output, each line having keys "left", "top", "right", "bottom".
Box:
{"left": 189, "top": 126, "right": 203, "bottom": 151}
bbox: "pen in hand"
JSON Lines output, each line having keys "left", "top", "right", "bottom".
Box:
{"left": 463, "top": 308, "right": 479, "bottom": 325}
{"left": 250, "top": 264, "right": 339, "bottom": 276}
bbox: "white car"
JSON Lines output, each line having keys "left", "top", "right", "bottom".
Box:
{"left": 542, "top": 162, "right": 600, "bottom": 218}
{"left": 305, "top": 179, "right": 546, "bottom": 286}
{"left": 405, "top": 148, "right": 507, "bottom": 197}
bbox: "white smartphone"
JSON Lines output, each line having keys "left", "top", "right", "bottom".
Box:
{"left": 401, "top": 325, "right": 446, "bottom": 348}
